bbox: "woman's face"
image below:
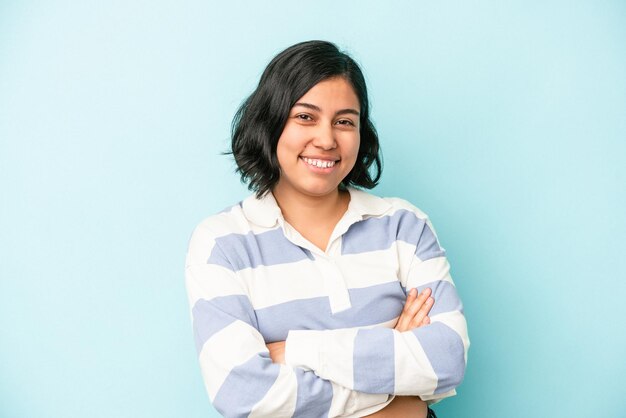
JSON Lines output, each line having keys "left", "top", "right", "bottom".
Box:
{"left": 273, "top": 77, "right": 361, "bottom": 200}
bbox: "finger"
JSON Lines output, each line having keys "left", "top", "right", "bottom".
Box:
{"left": 402, "top": 289, "right": 432, "bottom": 330}
{"left": 406, "top": 288, "right": 431, "bottom": 317}
{"left": 396, "top": 288, "right": 430, "bottom": 331}
{"left": 409, "top": 296, "right": 434, "bottom": 328}
{"left": 395, "top": 288, "right": 417, "bottom": 331}
{"left": 402, "top": 288, "right": 417, "bottom": 313}
{"left": 421, "top": 316, "right": 430, "bottom": 326}
{"left": 406, "top": 288, "right": 431, "bottom": 316}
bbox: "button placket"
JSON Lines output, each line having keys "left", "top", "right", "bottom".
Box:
{"left": 318, "top": 251, "right": 352, "bottom": 314}
{"left": 321, "top": 218, "right": 359, "bottom": 314}
{"left": 280, "top": 216, "right": 357, "bottom": 314}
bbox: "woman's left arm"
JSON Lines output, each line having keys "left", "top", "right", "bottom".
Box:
{"left": 282, "top": 216, "right": 470, "bottom": 403}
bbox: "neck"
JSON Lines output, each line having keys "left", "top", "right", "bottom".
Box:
{"left": 272, "top": 186, "right": 349, "bottom": 230}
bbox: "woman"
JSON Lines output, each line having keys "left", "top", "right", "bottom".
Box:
{"left": 185, "top": 40, "right": 469, "bottom": 418}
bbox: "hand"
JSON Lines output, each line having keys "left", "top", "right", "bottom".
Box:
{"left": 394, "top": 287, "right": 434, "bottom": 332}
{"left": 266, "top": 341, "right": 286, "bottom": 364}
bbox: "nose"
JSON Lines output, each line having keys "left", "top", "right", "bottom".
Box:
{"left": 311, "top": 123, "right": 337, "bottom": 150}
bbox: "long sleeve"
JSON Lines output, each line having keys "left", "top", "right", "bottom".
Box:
{"left": 185, "top": 224, "right": 392, "bottom": 418}
{"left": 284, "top": 213, "right": 470, "bottom": 402}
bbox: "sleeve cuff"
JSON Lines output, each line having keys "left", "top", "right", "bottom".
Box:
{"left": 285, "top": 329, "right": 326, "bottom": 373}
{"left": 421, "top": 388, "right": 456, "bottom": 404}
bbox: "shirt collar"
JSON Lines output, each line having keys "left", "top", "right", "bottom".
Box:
{"left": 345, "top": 187, "right": 392, "bottom": 219}
{"left": 241, "top": 186, "right": 392, "bottom": 228}
{"left": 241, "top": 190, "right": 283, "bottom": 228}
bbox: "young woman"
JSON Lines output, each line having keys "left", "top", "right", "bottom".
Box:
{"left": 185, "top": 40, "right": 469, "bottom": 418}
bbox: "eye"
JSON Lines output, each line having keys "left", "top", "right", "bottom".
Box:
{"left": 296, "top": 114, "right": 313, "bottom": 121}
{"left": 336, "top": 119, "right": 355, "bottom": 127}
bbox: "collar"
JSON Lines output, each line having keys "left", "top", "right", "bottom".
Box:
{"left": 345, "top": 187, "right": 393, "bottom": 219}
{"left": 241, "top": 186, "right": 393, "bottom": 228}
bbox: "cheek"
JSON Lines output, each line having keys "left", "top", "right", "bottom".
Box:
{"left": 277, "top": 125, "right": 304, "bottom": 153}
{"left": 275, "top": 145, "right": 291, "bottom": 171}
{"left": 345, "top": 135, "right": 361, "bottom": 162}
{"left": 275, "top": 137, "right": 301, "bottom": 171}
{"left": 275, "top": 132, "right": 291, "bottom": 157}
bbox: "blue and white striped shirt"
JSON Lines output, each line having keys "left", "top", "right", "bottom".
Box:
{"left": 185, "top": 187, "right": 469, "bottom": 418}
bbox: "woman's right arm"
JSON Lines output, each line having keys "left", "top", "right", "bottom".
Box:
{"left": 259, "top": 283, "right": 435, "bottom": 418}
{"left": 185, "top": 225, "right": 392, "bottom": 418}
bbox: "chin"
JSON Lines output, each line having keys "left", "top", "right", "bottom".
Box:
{"left": 296, "top": 182, "right": 341, "bottom": 197}
{"left": 275, "top": 173, "right": 347, "bottom": 199}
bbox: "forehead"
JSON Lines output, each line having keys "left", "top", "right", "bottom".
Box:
{"left": 295, "top": 77, "right": 360, "bottom": 110}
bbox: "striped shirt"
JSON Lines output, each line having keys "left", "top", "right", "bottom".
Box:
{"left": 185, "top": 187, "right": 469, "bottom": 418}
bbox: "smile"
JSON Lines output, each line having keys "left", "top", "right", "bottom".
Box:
{"left": 301, "top": 157, "right": 338, "bottom": 169}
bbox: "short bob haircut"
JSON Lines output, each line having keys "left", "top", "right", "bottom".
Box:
{"left": 230, "top": 40, "right": 382, "bottom": 197}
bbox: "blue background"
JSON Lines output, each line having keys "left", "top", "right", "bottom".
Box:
{"left": 1, "top": 1, "right": 625, "bottom": 417}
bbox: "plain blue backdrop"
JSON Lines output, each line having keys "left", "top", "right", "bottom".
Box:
{"left": 1, "top": 1, "right": 625, "bottom": 417}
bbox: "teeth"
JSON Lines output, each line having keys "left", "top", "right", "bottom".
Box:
{"left": 303, "top": 157, "right": 336, "bottom": 168}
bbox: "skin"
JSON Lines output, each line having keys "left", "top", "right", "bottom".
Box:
{"left": 265, "top": 77, "right": 434, "bottom": 417}
{"left": 271, "top": 76, "right": 361, "bottom": 252}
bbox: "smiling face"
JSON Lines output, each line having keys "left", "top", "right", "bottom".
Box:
{"left": 273, "top": 76, "right": 361, "bottom": 200}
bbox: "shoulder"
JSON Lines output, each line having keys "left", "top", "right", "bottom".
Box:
{"left": 186, "top": 201, "right": 250, "bottom": 265}
{"left": 345, "top": 190, "right": 444, "bottom": 254}
{"left": 363, "top": 190, "right": 443, "bottom": 239}
{"left": 381, "top": 196, "right": 430, "bottom": 221}
{"left": 378, "top": 195, "right": 441, "bottom": 237}
{"left": 373, "top": 195, "right": 446, "bottom": 256}
{"left": 191, "top": 202, "right": 247, "bottom": 238}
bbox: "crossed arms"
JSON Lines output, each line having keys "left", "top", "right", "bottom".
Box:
{"left": 187, "top": 257, "right": 468, "bottom": 417}
{"left": 186, "top": 211, "right": 469, "bottom": 418}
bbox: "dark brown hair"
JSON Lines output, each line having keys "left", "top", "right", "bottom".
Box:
{"left": 230, "top": 40, "right": 382, "bottom": 197}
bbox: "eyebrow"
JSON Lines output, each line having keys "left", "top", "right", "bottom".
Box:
{"left": 293, "top": 102, "right": 360, "bottom": 117}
